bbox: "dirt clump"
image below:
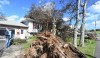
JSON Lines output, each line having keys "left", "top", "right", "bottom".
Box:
{"left": 23, "top": 31, "right": 86, "bottom": 58}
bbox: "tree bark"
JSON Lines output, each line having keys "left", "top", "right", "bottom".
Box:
{"left": 52, "top": 18, "right": 56, "bottom": 35}
{"left": 73, "top": 0, "right": 80, "bottom": 47}
{"left": 80, "top": 0, "right": 88, "bottom": 47}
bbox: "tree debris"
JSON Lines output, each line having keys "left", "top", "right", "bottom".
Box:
{"left": 23, "top": 31, "right": 86, "bottom": 58}
{"left": 86, "top": 33, "right": 97, "bottom": 40}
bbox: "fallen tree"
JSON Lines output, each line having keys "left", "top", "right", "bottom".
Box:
{"left": 86, "top": 32, "right": 97, "bottom": 40}
{"left": 23, "top": 31, "right": 86, "bottom": 58}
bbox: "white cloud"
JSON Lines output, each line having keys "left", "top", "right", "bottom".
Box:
{"left": 86, "top": 1, "right": 100, "bottom": 21}
{"left": 86, "top": 13, "right": 99, "bottom": 20}
{"left": 63, "top": 17, "right": 69, "bottom": 21}
{"left": 87, "top": 1, "right": 100, "bottom": 14}
{"left": 18, "top": 17, "right": 25, "bottom": 22}
{"left": 92, "top": 20, "right": 100, "bottom": 26}
{"left": 86, "top": 13, "right": 91, "bottom": 16}
{"left": 6, "top": 15, "right": 19, "bottom": 21}
{"left": 85, "top": 20, "right": 100, "bottom": 30}
{"left": 0, "top": 0, "right": 10, "bottom": 7}
{"left": 6, "top": 15, "right": 26, "bottom": 22}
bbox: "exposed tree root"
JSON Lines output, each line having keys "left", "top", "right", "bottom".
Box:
{"left": 23, "top": 31, "right": 86, "bottom": 58}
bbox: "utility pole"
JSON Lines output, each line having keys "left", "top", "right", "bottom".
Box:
{"left": 94, "top": 19, "right": 96, "bottom": 36}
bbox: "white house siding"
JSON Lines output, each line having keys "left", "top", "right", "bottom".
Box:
{"left": 14, "top": 29, "right": 20, "bottom": 39}
{"left": 21, "top": 18, "right": 43, "bottom": 35}
{"left": 14, "top": 29, "right": 28, "bottom": 39}
{"left": 20, "top": 29, "right": 27, "bottom": 39}
{"left": 28, "top": 21, "right": 33, "bottom": 33}
{"left": 28, "top": 21, "right": 39, "bottom": 33}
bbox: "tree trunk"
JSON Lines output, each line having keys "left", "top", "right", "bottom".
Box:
{"left": 52, "top": 18, "right": 56, "bottom": 35}
{"left": 73, "top": 0, "right": 80, "bottom": 47}
{"left": 80, "top": 0, "right": 88, "bottom": 47}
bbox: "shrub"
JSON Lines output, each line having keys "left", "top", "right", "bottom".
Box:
{"left": 11, "top": 39, "right": 27, "bottom": 45}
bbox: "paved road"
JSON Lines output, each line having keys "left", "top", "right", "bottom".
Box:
{"left": 0, "top": 40, "right": 5, "bottom": 57}
{"left": 94, "top": 38, "right": 100, "bottom": 58}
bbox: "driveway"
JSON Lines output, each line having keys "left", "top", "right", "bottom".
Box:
{"left": 1, "top": 45, "right": 23, "bottom": 58}
{"left": 0, "top": 40, "right": 5, "bottom": 57}
{"left": 0, "top": 40, "right": 5, "bottom": 47}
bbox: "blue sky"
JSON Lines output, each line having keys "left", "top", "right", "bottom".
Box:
{"left": 0, "top": 0, "right": 100, "bottom": 30}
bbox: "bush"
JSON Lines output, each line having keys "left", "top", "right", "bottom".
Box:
{"left": 11, "top": 39, "right": 27, "bottom": 45}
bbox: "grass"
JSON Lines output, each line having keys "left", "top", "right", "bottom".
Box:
{"left": 22, "top": 35, "right": 36, "bottom": 50}
{"left": 65, "top": 37, "right": 96, "bottom": 58}
{"left": 90, "top": 31, "right": 100, "bottom": 34}
{"left": 78, "top": 39, "right": 96, "bottom": 58}
{"left": 96, "top": 31, "right": 100, "bottom": 34}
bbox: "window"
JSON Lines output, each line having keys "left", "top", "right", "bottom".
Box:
{"left": 21, "top": 29, "right": 23, "bottom": 34}
{"left": 17, "top": 32, "right": 19, "bottom": 35}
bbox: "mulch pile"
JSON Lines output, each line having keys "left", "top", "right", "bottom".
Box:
{"left": 23, "top": 31, "right": 86, "bottom": 58}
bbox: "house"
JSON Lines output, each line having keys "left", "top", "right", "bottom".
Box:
{"left": 21, "top": 18, "right": 42, "bottom": 35}
{"left": 0, "top": 20, "right": 28, "bottom": 39}
{"left": 0, "top": 18, "right": 42, "bottom": 39}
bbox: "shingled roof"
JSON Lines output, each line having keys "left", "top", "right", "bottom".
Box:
{"left": 0, "top": 20, "right": 28, "bottom": 28}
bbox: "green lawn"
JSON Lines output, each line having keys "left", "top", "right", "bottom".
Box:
{"left": 78, "top": 39, "right": 96, "bottom": 58}
{"left": 96, "top": 31, "right": 100, "bottom": 34}
{"left": 90, "top": 31, "right": 100, "bottom": 34}
{"left": 22, "top": 36, "right": 36, "bottom": 50}
{"left": 65, "top": 37, "right": 96, "bottom": 58}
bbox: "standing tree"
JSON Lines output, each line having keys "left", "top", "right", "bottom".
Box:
{"left": 42, "top": 2, "right": 63, "bottom": 35}
{"left": 52, "top": 10, "right": 63, "bottom": 35}
{"left": 73, "top": 0, "right": 80, "bottom": 47}
{"left": 80, "top": 0, "right": 88, "bottom": 47}
{"left": 60, "top": 0, "right": 81, "bottom": 44}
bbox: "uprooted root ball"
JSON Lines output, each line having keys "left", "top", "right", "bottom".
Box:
{"left": 23, "top": 31, "right": 86, "bottom": 58}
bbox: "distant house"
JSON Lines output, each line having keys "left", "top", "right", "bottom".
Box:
{"left": 0, "top": 20, "right": 28, "bottom": 39}
{"left": 21, "top": 18, "right": 42, "bottom": 35}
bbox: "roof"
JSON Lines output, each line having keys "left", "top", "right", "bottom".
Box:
{"left": 21, "top": 18, "right": 34, "bottom": 22}
{"left": 0, "top": 20, "right": 28, "bottom": 28}
{"left": 21, "top": 18, "right": 40, "bottom": 23}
